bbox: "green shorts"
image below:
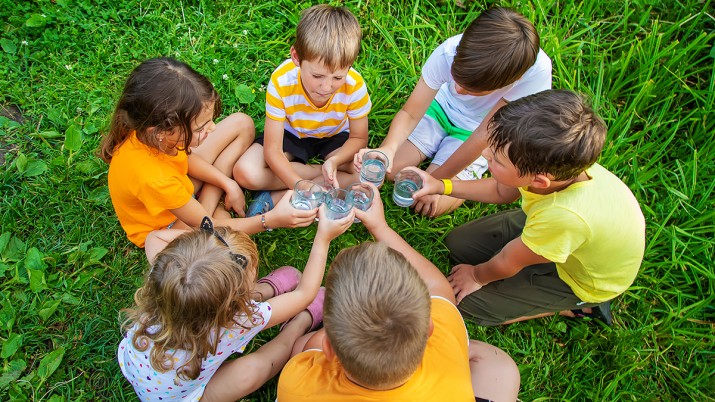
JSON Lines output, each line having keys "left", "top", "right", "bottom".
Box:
{"left": 445, "top": 209, "right": 601, "bottom": 326}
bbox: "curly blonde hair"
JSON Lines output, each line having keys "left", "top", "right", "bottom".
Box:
{"left": 122, "top": 227, "right": 259, "bottom": 380}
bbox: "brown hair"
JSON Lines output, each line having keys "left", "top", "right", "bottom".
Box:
{"left": 99, "top": 57, "right": 221, "bottom": 162}
{"left": 451, "top": 7, "right": 540, "bottom": 92}
{"left": 293, "top": 4, "right": 362, "bottom": 71}
{"left": 121, "top": 227, "right": 259, "bottom": 380}
{"left": 324, "top": 242, "right": 431, "bottom": 389}
{"left": 488, "top": 89, "right": 607, "bottom": 181}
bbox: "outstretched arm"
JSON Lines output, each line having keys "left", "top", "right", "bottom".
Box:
{"left": 430, "top": 98, "right": 507, "bottom": 179}
{"left": 354, "top": 183, "right": 455, "bottom": 304}
{"left": 323, "top": 116, "right": 368, "bottom": 187}
{"left": 265, "top": 206, "right": 354, "bottom": 328}
{"left": 354, "top": 78, "right": 437, "bottom": 173}
{"left": 409, "top": 167, "right": 520, "bottom": 204}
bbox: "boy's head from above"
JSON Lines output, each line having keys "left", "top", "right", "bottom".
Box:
{"left": 291, "top": 4, "right": 361, "bottom": 105}
{"left": 125, "top": 226, "right": 259, "bottom": 380}
{"left": 323, "top": 242, "right": 431, "bottom": 390}
{"left": 102, "top": 57, "right": 221, "bottom": 161}
{"left": 452, "top": 7, "right": 540, "bottom": 93}
{"left": 484, "top": 89, "right": 606, "bottom": 188}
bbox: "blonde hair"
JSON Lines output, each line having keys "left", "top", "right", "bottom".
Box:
{"left": 121, "top": 227, "right": 259, "bottom": 380}
{"left": 293, "top": 4, "right": 362, "bottom": 70}
{"left": 324, "top": 242, "right": 431, "bottom": 389}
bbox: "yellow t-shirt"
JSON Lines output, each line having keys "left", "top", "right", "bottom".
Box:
{"left": 519, "top": 163, "right": 645, "bottom": 302}
{"left": 277, "top": 297, "right": 474, "bottom": 402}
{"left": 107, "top": 132, "right": 194, "bottom": 247}
{"left": 265, "top": 59, "right": 372, "bottom": 139}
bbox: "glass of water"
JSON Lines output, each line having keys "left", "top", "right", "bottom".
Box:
{"left": 392, "top": 169, "right": 423, "bottom": 207}
{"left": 360, "top": 150, "right": 389, "bottom": 186}
{"left": 324, "top": 188, "right": 354, "bottom": 220}
{"left": 313, "top": 180, "right": 336, "bottom": 206}
{"left": 347, "top": 182, "right": 374, "bottom": 222}
{"left": 291, "top": 180, "right": 322, "bottom": 210}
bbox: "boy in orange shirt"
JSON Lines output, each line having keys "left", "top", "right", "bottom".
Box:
{"left": 277, "top": 185, "right": 520, "bottom": 401}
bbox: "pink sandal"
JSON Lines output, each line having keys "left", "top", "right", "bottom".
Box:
{"left": 257, "top": 266, "right": 301, "bottom": 298}
{"left": 282, "top": 287, "right": 325, "bottom": 332}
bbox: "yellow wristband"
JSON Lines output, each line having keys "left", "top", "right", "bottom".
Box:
{"left": 441, "top": 179, "right": 453, "bottom": 195}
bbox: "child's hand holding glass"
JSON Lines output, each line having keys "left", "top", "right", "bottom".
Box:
{"left": 352, "top": 182, "right": 388, "bottom": 233}
{"left": 266, "top": 190, "right": 318, "bottom": 229}
{"left": 402, "top": 167, "right": 443, "bottom": 201}
{"left": 353, "top": 147, "right": 395, "bottom": 176}
{"left": 315, "top": 203, "right": 354, "bottom": 242}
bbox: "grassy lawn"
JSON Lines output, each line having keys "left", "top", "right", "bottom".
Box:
{"left": 1, "top": 0, "right": 713, "bottom": 400}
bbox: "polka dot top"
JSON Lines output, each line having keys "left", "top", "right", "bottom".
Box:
{"left": 117, "top": 301, "right": 272, "bottom": 401}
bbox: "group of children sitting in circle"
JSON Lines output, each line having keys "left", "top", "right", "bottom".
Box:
{"left": 101, "top": 5, "right": 646, "bottom": 401}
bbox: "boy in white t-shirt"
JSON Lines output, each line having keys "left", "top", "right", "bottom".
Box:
{"left": 356, "top": 7, "right": 551, "bottom": 217}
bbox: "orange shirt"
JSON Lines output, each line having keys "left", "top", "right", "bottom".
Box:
{"left": 107, "top": 132, "right": 193, "bottom": 247}
{"left": 277, "top": 297, "right": 474, "bottom": 401}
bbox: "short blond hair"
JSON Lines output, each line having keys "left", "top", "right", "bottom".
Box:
{"left": 293, "top": 4, "right": 362, "bottom": 70}
{"left": 324, "top": 242, "right": 431, "bottom": 389}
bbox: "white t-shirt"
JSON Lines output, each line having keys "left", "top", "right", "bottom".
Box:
{"left": 118, "top": 301, "right": 272, "bottom": 401}
{"left": 421, "top": 34, "right": 553, "bottom": 131}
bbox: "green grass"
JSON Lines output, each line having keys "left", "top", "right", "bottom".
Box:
{"left": 1, "top": 0, "right": 713, "bottom": 400}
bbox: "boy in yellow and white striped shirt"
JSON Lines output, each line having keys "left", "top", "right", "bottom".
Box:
{"left": 234, "top": 4, "right": 371, "bottom": 216}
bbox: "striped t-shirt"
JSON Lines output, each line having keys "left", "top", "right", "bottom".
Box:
{"left": 265, "top": 59, "right": 371, "bottom": 139}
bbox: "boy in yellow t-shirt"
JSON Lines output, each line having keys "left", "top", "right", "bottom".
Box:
{"left": 411, "top": 89, "right": 646, "bottom": 326}
{"left": 277, "top": 186, "right": 521, "bottom": 401}
{"left": 234, "top": 4, "right": 371, "bottom": 216}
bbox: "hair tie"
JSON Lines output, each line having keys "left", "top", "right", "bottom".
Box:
{"left": 200, "top": 217, "right": 248, "bottom": 269}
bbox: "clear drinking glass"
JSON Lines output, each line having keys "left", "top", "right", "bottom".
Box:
{"left": 392, "top": 170, "right": 423, "bottom": 207}
{"left": 360, "top": 150, "right": 389, "bottom": 186}
{"left": 290, "top": 180, "right": 322, "bottom": 210}
{"left": 324, "top": 188, "right": 354, "bottom": 220}
{"left": 347, "top": 182, "right": 374, "bottom": 223}
{"left": 313, "top": 181, "right": 336, "bottom": 206}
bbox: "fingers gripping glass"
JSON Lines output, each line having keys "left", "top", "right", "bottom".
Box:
{"left": 200, "top": 216, "right": 248, "bottom": 269}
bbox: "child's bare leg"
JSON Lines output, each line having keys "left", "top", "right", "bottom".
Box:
{"left": 306, "top": 160, "right": 360, "bottom": 188}
{"left": 386, "top": 140, "right": 426, "bottom": 181}
{"left": 500, "top": 312, "right": 556, "bottom": 325}
{"left": 201, "top": 311, "right": 313, "bottom": 402}
{"left": 234, "top": 144, "right": 322, "bottom": 190}
{"left": 252, "top": 282, "right": 276, "bottom": 302}
{"left": 290, "top": 328, "right": 327, "bottom": 357}
{"left": 487, "top": 307, "right": 594, "bottom": 325}
{"left": 469, "top": 340, "right": 520, "bottom": 402}
{"left": 212, "top": 206, "right": 232, "bottom": 221}
{"left": 144, "top": 228, "right": 190, "bottom": 263}
{"left": 193, "top": 113, "right": 255, "bottom": 216}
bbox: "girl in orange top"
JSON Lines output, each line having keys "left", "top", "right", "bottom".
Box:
{"left": 100, "top": 57, "right": 316, "bottom": 255}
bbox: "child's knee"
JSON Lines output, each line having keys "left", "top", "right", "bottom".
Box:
{"left": 224, "top": 112, "right": 255, "bottom": 137}
{"left": 234, "top": 161, "right": 266, "bottom": 190}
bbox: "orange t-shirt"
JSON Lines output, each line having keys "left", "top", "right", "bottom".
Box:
{"left": 277, "top": 297, "right": 474, "bottom": 401}
{"left": 107, "top": 132, "right": 193, "bottom": 247}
